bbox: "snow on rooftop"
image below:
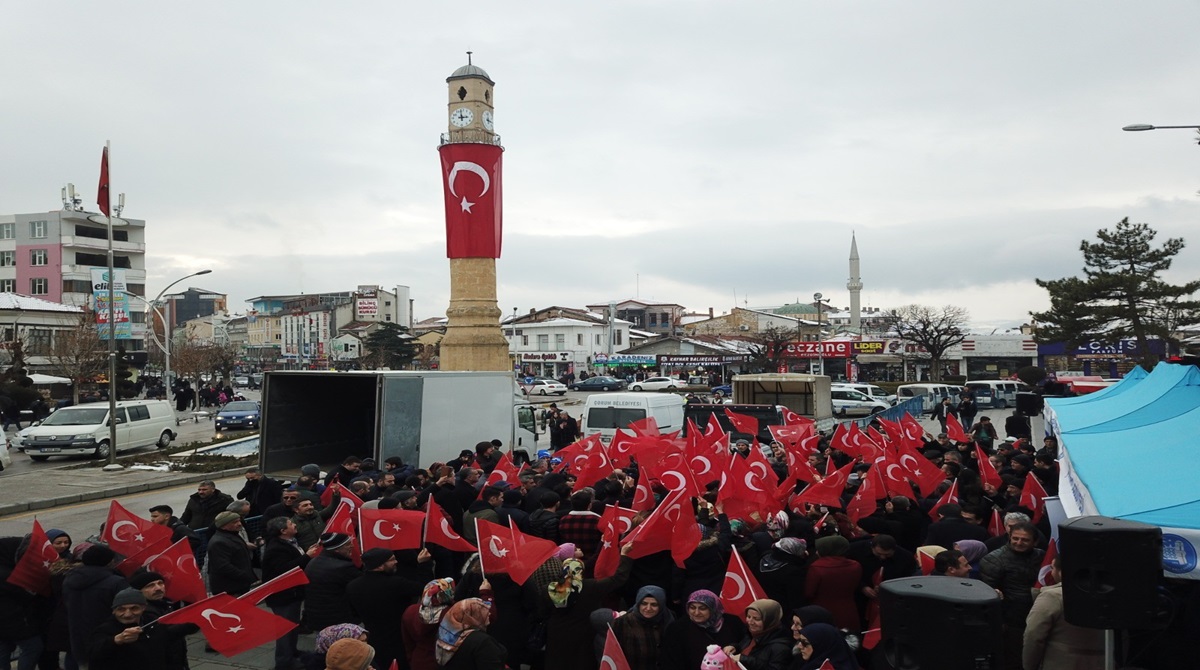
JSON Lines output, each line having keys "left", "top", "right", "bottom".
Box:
{"left": 0, "top": 293, "right": 83, "bottom": 313}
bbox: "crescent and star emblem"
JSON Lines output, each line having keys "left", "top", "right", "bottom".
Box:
{"left": 661, "top": 471, "right": 686, "bottom": 491}
{"left": 109, "top": 520, "right": 138, "bottom": 542}
{"left": 373, "top": 520, "right": 396, "bottom": 540}
{"left": 692, "top": 456, "right": 712, "bottom": 476}
{"left": 447, "top": 161, "right": 491, "bottom": 213}
{"left": 487, "top": 536, "right": 509, "bottom": 558}
{"left": 743, "top": 472, "right": 764, "bottom": 493}
{"left": 440, "top": 518, "right": 464, "bottom": 541}
{"left": 725, "top": 571, "right": 748, "bottom": 600}
{"left": 201, "top": 609, "right": 244, "bottom": 633}
{"left": 601, "top": 657, "right": 619, "bottom": 670}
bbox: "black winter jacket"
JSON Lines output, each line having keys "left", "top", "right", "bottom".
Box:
{"left": 736, "top": 626, "right": 793, "bottom": 670}
{"left": 302, "top": 551, "right": 361, "bottom": 631}
{"left": 260, "top": 537, "right": 310, "bottom": 607}
{"left": 206, "top": 529, "right": 256, "bottom": 596}
{"left": 63, "top": 565, "right": 128, "bottom": 661}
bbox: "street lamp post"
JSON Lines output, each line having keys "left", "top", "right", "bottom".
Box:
{"left": 152, "top": 269, "right": 212, "bottom": 393}
{"left": 813, "top": 292, "right": 830, "bottom": 376}
{"left": 1122, "top": 124, "right": 1200, "bottom": 132}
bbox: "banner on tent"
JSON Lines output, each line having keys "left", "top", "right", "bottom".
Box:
{"left": 1162, "top": 529, "right": 1200, "bottom": 579}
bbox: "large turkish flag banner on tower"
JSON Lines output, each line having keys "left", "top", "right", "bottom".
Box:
{"left": 439, "top": 143, "right": 503, "bottom": 258}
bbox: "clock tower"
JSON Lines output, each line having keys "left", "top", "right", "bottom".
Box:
{"left": 437, "top": 54, "right": 510, "bottom": 372}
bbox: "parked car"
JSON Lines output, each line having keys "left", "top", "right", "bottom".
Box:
{"left": 22, "top": 400, "right": 177, "bottom": 461}
{"left": 525, "top": 378, "right": 568, "bottom": 396}
{"left": 711, "top": 384, "right": 732, "bottom": 398}
{"left": 568, "top": 376, "right": 627, "bottom": 392}
{"left": 215, "top": 400, "right": 261, "bottom": 435}
{"left": 233, "top": 376, "right": 251, "bottom": 388}
{"left": 831, "top": 383, "right": 897, "bottom": 406}
{"left": 629, "top": 376, "right": 683, "bottom": 392}
{"left": 830, "top": 388, "right": 890, "bottom": 417}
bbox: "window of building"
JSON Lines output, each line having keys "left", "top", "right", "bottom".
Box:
{"left": 555, "top": 334, "right": 566, "bottom": 351}
{"left": 596, "top": 334, "right": 602, "bottom": 345}
{"left": 75, "top": 252, "right": 131, "bottom": 268}
{"left": 522, "top": 335, "right": 529, "bottom": 346}
{"left": 130, "top": 311, "right": 145, "bottom": 324}
{"left": 648, "top": 313, "right": 658, "bottom": 326}
{"left": 127, "top": 283, "right": 145, "bottom": 296}
{"left": 30, "top": 278, "right": 48, "bottom": 295}
{"left": 26, "top": 329, "right": 51, "bottom": 354}
{"left": 615, "top": 330, "right": 623, "bottom": 345}
{"left": 63, "top": 279, "right": 91, "bottom": 294}
{"left": 537, "top": 334, "right": 549, "bottom": 349}
{"left": 29, "top": 220, "right": 47, "bottom": 239}
{"left": 73, "top": 224, "right": 128, "bottom": 242}
{"left": 0, "top": 251, "right": 13, "bottom": 267}
{"left": 577, "top": 334, "right": 584, "bottom": 346}
{"left": 0, "top": 280, "right": 14, "bottom": 293}
{"left": 30, "top": 249, "right": 47, "bottom": 266}
{"left": 0, "top": 223, "right": 13, "bottom": 239}
{"left": 385, "top": 314, "right": 392, "bottom": 321}
{"left": 660, "top": 312, "right": 670, "bottom": 327}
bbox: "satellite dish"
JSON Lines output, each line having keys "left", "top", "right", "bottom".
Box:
{"left": 86, "top": 214, "right": 130, "bottom": 226}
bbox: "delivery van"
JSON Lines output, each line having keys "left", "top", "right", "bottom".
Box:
{"left": 896, "top": 383, "right": 959, "bottom": 415}
{"left": 581, "top": 392, "right": 685, "bottom": 444}
{"left": 23, "top": 400, "right": 177, "bottom": 461}
{"left": 965, "top": 380, "right": 1023, "bottom": 408}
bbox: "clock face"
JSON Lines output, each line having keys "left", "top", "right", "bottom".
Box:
{"left": 450, "top": 107, "right": 474, "bottom": 128}
{"left": 482, "top": 110, "right": 494, "bottom": 131}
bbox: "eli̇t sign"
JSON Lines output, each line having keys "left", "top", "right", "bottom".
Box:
{"left": 90, "top": 268, "right": 131, "bottom": 340}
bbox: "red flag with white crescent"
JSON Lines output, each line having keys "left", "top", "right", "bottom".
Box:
{"left": 439, "top": 142, "right": 503, "bottom": 258}
{"left": 1020, "top": 473, "right": 1049, "bottom": 524}
{"left": 594, "top": 509, "right": 623, "bottom": 580}
{"left": 5, "top": 520, "right": 61, "bottom": 595}
{"left": 975, "top": 444, "right": 1003, "bottom": 490}
{"left": 507, "top": 523, "right": 559, "bottom": 585}
{"left": 781, "top": 407, "right": 813, "bottom": 427}
{"left": 988, "top": 507, "right": 1005, "bottom": 538}
{"left": 482, "top": 451, "right": 522, "bottom": 490}
{"left": 145, "top": 538, "right": 208, "bottom": 604}
{"left": 1038, "top": 537, "right": 1058, "bottom": 587}
{"left": 424, "top": 498, "right": 477, "bottom": 553}
{"left": 720, "top": 546, "right": 767, "bottom": 621}
{"left": 946, "top": 412, "right": 970, "bottom": 444}
{"left": 475, "top": 518, "right": 516, "bottom": 577}
{"left": 102, "top": 500, "right": 173, "bottom": 558}
{"left": 600, "top": 627, "right": 632, "bottom": 670}
{"left": 157, "top": 593, "right": 296, "bottom": 657}
{"left": 928, "top": 480, "right": 960, "bottom": 521}
{"left": 358, "top": 508, "right": 425, "bottom": 551}
{"left": 240, "top": 566, "right": 309, "bottom": 606}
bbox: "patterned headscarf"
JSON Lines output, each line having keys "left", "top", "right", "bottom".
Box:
{"left": 315, "top": 623, "right": 367, "bottom": 654}
{"left": 766, "top": 511, "right": 790, "bottom": 540}
{"left": 435, "top": 598, "right": 490, "bottom": 665}
{"left": 419, "top": 577, "right": 456, "bottom": 624}
{"left": 547, "top": 557, "right": 585, "bottom": 608}
{"left": 774, "top": 537, "right": 807, "bottom": 557}
{"left": 955, "top": 539, "right": 988, "bottom": 565}
{"left": 686, "top": 589, "right": 725, "bottom": 633}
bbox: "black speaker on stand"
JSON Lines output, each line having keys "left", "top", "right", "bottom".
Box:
{"left": 1059, "top": 515, "right": 1164, "bottom": 629}
{"left": 875, "top": 576, "right": 1003, "bottom": 670}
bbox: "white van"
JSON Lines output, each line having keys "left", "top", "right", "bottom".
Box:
{"left": 830, "top": 388, "right": 891, "bottom": 417}
{"left": 832, "top": 383, "right": 897, "bottom": 406}
{"left": 965, "top": 380, "right": 1023, "bottom": 409}
{"left": 896, "top": 383, "right": 960, "bottom": 415}
{"left": 23, "top": 400, "right": 177, "bottom": 461}
{"left": 581, "top": 393, "right": 685, "bottom": 444}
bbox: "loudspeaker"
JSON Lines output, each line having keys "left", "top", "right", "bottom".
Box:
{"left": 1014, "top": 391, "right": 1043, "bottom": 417}
{"left": 876, "top": 576, "right": 1003, "bottom": 670}
{"left": 1059, "top": 515, "right": 1163, "bottom": 629}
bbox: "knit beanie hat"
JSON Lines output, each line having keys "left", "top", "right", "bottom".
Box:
{"left": 324, "top": 638, "right": 375, "bottom": 670}
{"left": 360, "top": 548, "right": 393, "bottom": 571}
{"left": 214, "top": 511, "right": 241, "bottom": 528}
{"left": 112, "top": 588, "right": 147, "bottom": 609}
{"left": 129, "top": 571, "right": 166, "bottom": 590}
{"left": 81, "top": 544, "right": 116, "bottom": 567}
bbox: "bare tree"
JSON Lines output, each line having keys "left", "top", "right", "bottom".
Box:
{"left": 207, "top": 342, "right": 240, "bottom": 385}
{"left": 171, "top": 339, "right": 213, "bottom": 409}
{"left": 746, "top": 324, "right": 802, "bottom": 372}
{"left": 883, "top": 304, "right": 969, "bottom": 381}
{"left": 46, "top": 315, "right": 107, "bottom": 404}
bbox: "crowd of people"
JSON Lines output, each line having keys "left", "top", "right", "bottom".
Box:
{"left": 2, "top": 411, "right": 1182, "bottom": 670}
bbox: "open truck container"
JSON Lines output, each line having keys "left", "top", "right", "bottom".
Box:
{"left": 260, "top": 370, "right": 538, "bottom": 475}
{"left": 731, "top": 373, "right": 836, "bottom": 433}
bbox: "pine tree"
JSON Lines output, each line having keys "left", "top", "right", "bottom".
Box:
{"left": 362, "top": 323, "right": 418, "bottom": 370}
{"left": 1033, "top": 218, "right": 1200, "bottom": 365}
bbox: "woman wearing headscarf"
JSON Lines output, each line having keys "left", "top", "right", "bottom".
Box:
{"left": 435, "top": 598, "right": 505, "bottom": 670}
{"left": 954, "top": 540, "right": 988, "bottom": 578}
{"left": 724, "top": 599, "right": 792, "bottom": 670}
{"left": 302, "top": 624, "right": 368, "bottom": 670}
{"left": 402, "top": 578, "right": 497, "bottom": 670}
{"left": 609, "top": 585, "right": 674, "bottom": 670}
{"left": 323, "top": 638, "right": 375, "bottom": 670}
{"left": 790, "top": 622, "right": 859, "bottom": 670}
{"left": 659, "top": 590, "right": 746, "bottom": 670}
{"left": 541, "top": 545, "right": 632, "bottom": 669}
{"left": 803, "top": 536, "right": 862, "bottom": 632}
{"left": 757, "top": 537, "right": 809, "bottom": 614}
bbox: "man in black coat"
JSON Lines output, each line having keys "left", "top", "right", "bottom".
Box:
{"left": 179, "top": 481, "right": 234, "bottom": 531}
{"left": 128, "top": 571, "right": 197, "bottom": 668}
{"left": 323, "top": 456, "right": 363, "bottom": 487}
{"left": 87, "top": 588, "right": 192, "bottom": 670}
{"left": 205, "top": 512, "right": 257, "bottom": 597}
{"left": 261, "top": 517, "right": 316, "bottom": 670}
{"left": 237, "top": 467, "right": 284, "bottom": 517}
{"left": 63, "top": 545, "right": 129, "bottom": 665}
{"left": 346, "top": 548, "right": 433, "bottom": 669}
{"left": 302, "top": 533, "right": 361, "bottom": 632}
{"left": 148, "top": 505, "right": 202, "bottom": 560}
{"left": 924, "top": 502, "right": 990, "bottom": 548}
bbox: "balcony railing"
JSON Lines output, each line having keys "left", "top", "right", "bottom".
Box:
{"left": 440, "top": 131, "right": 503, "bottom": 146}
{"left": 61, "top": 236, "right": 146, "bottom": 252}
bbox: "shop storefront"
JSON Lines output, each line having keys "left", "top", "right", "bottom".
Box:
{"left": 593, "top": 353, "right": 658, "bottom": 379}
{"left": 1039, "top": 338, "right": 1172, "bottom": 377}
{"left": 657, "top": 354, "right": 750, "bottom": 385}
{"left": 779, "top": 341, "right": 888, "bottom": 382}
{"left": 518, "top": 351, "right": 577, "bottom": 378}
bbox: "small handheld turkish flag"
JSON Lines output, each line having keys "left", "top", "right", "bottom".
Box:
{"left": 102, "top": 500, "right": 172, "bottom": 558}
{"left": 358, "top": 508, "right": 424, "bottom": 551}
{"left": 424, "top": 498, "right": 476, "bottom": 553}
{"left": 145, "top": 538, "right": 207, "bottom": 604}
{"left": 157, "top": 593, "right": 296, "bottom": 657}
{"left": 721, "top": 547, "right": 767, "bottom": 622}
{"left": 1020, "top": 474, "right": 1049, "bottom": 524}
{"left": 600, "top": 627, "right": 632, "bottom": 670}
{"left": 240, "top": 566, "right": 309, "bottom": 606}
{"left": 1038, "top": 538, "right": 1058, "bottom": 587}
{"left": 6, "top": 520, "right": 61, "bottom": 595}
{"left": 507, "top": 524, "right": 559, "bottom": 585}
{"left": 440, "top": 143, "right": 503, "bottom": 258}
{"left": 928, "top": 480, "right": 960, "bottom": 521}
{"left": 946, "top": 413, "right": 970, "bottom": 444}
{"left": 475, "top": 518, "right": 516, "bottom": 577}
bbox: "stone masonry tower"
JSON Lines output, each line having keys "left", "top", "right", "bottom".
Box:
{"left": 847, "top": 233, "right": 863, "bottom": 334}
{"left": 437, "top": 55, "right": 510, "bottom": 371}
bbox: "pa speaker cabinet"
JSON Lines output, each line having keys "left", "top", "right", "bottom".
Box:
{"left": 1059, "top": 515, "right": 1163, "bottom": 629}
{"left": 877, "top": 576, "right": 1002, "bottom": 670}
{"left": 1014, "top": 391, "right": 1043, "bottom": 417}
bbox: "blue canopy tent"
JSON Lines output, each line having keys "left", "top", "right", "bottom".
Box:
{"left": 1050, "top": 363, "right": 1200, "bottom": 579}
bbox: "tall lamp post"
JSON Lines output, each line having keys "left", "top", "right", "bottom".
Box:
{"left": 153, "top": 269, "right": 212, "bottom": 391}
{"left": 1122, "top": 124, "right": 1200, "bottom": 132}
{"left": 813, "top": 292, "right": 830, "bottom": 376}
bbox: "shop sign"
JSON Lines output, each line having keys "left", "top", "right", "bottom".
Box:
{"left": 600, "top": 354, "right": 657, "bottom": 366}
{"left": 521, "top": 352, "right": 574, "bottom": 362}
{"left": 658, "top": 354, "right": 749, "bottom": 366}
{"left": 781, "top": 342, "right": 852, "bottom": 358}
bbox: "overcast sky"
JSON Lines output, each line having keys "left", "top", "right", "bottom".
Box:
{"left": 3, "top": 2, "right": 1198, "bottom": 330}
